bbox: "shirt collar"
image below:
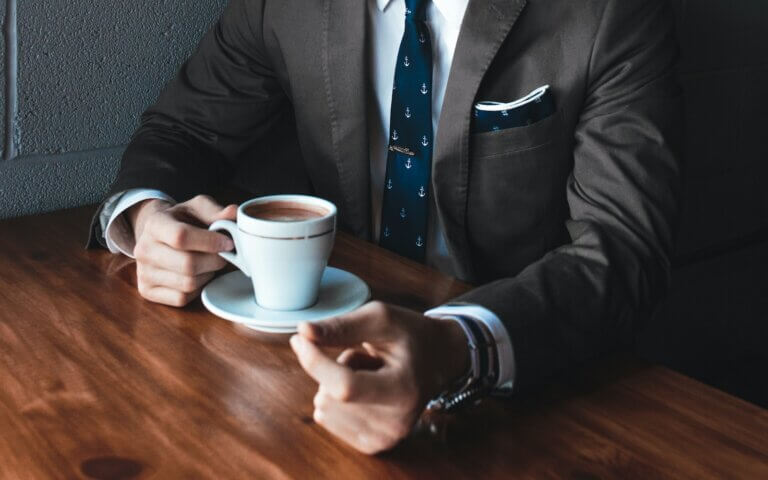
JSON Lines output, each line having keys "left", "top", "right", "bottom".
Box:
{"left": 376, "top": 0, "right": 468, "bottom": 27}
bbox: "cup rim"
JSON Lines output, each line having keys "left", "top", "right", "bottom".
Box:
{"left": 236, "top": 195, "right": 337, "bottom": 239}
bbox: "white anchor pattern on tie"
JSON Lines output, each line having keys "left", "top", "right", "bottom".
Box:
{"left": 378, "top": 0, "right": 433, "bottom": 261}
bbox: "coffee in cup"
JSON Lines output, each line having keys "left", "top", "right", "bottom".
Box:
{"left": 242, "top": 201, "right": 329, "bottom": 222}
{"left": 209, "top": 195, "right": 337, "bottom": 311}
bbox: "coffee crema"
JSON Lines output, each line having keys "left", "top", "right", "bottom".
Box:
{"left": 244, "top": 201, "right": 329, "bottom": 222}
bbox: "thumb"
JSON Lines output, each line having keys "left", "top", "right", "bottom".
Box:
{"left": 298, "top": 302, "right": 395, "bottom": 347}
{"left": 214, "top": 204, "right": 238, "bottom": 221}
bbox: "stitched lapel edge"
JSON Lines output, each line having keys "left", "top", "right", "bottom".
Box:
{"left": 432, "top": 0, "right": 528, "bottom": 280}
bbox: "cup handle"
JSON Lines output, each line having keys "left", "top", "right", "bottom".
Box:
{"left": 209, "top": 219, "right": 250, "bottom": 277}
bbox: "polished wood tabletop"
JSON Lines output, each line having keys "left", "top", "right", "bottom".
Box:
{"left": 0, "top": 206, "right": 766, "bottom": 479}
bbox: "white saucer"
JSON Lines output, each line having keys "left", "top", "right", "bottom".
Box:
{"left": 201, "top": 267, "right": 370, "bottom": 333}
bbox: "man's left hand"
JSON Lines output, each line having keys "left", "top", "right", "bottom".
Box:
{"left": 290, "top": 301, "right": 469, "bottom": 454}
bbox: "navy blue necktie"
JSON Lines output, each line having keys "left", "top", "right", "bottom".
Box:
{"left": 379, "top": 0, "right": 433, "bottom": 262}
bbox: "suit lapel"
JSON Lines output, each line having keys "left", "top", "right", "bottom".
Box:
{"left": 323, "top": 0, "right": 371, "bottom": 238}
{"left": 433, "top": 0, "right": 527, "bottom": 280}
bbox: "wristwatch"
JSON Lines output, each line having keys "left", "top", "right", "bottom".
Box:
{"left": 426, "top": 315, "right": 498, "bottom": 412}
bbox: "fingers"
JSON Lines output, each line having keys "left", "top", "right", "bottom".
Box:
{"left": 291, "top": 335, "right": 396, "bottom": 403}
{"left": 292, "top": 303, "right": 427, "bottom": 455}
{"left": 291, "top": 335, "right": 351, "bottom": 394}
{"left": 180, "top": 195, "right": 236, "bottom": 225}
{"left": 337, "top": 348, "right": 384, "bottom": 371}
{"left": 137, "top": 264, "right": 214, "bottom": 294}
{"left": 137, "top": 285, "right": 199, "bottom": 307}
{"left": 148, "top": 215, "right": 234, "bottom": 253}
{"left": 313, "top": 390, "right": 406, "bottom": 455}
{"left": 130, "top": 195, "right": 237, "bottom": 308}
{"left": 135, "top": 241, "right": 227, "bottom": 276}
{"left": 136, "top": 262, "right": 215, "bottom": 307}
{"left": 298, "top": 301, "right": 397, "bottom": 347}
{"left": 312, "top": 392, "right": 380, "bottom": 454}
{"left": 134, "top": 236, "right": 225, "bottom": 306}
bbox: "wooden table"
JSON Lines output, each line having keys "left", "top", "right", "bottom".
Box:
{"left": 1, "top": 206, "right": 766, "bottom": 479}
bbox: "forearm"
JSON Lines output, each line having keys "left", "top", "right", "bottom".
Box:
{"left": 107, "top": 0, "right": 284, "bottom": 203}
{"left": 455, "top": 218, "right": 668, "bottom": 390}
{"left": 111, "top": 127, "right": 230, "bottom": 204}
{"left": 456, "top": 0, "right": 683, "bottom": 392}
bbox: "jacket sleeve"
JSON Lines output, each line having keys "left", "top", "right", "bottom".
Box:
{"left": 89, "top": 0, "right": 284, "bottom": 246}
{"left": 454, "top": 0, "right": 684, "bottom": 391}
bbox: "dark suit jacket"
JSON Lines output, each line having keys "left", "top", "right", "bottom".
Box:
{"left": 91, "top": 0, "right": 683, "bottom": 391}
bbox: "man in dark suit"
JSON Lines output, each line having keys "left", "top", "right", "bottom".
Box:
{"left": 90, "top": 0, "right": 681, "bottom": 454}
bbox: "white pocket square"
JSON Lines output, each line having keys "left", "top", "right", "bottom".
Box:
{"left": 475, "top": 85, "right": 550, "bottom": 112}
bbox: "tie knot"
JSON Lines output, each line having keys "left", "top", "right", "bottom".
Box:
{"left": 404, "top": 0, "right": 428, "bottom": 20}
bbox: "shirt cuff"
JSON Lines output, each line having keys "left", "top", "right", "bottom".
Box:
{"left": 425, "top": 304, "right": 516, "bottom": 392}
{"left": 101, "top": 189, "right": 175, "bottom": 258}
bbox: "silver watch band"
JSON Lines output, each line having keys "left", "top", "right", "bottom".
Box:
{"left": 426, "top": 315, "right": 498, "bottom": 412}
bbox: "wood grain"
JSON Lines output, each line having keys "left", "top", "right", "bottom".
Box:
{"left": 0, "top": 206, "right": 766, "bottom": 479}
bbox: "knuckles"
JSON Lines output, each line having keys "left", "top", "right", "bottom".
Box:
{"left": 136, "top": 278, "right": 151, "bottom": 298}
{"left": 170, "top": 292, "right": 191, "bottom": 307}
{"left": 313, "top": 391, "right": 329, "bottom": 409}
{"left": 190, "top": 194, "right": 213, "bottom": 207}
{"left": 334, "top": 382, "right": 354, "bottom": 403}
{"left": 178, "top": 275, "right": 198, "bottom": 294}
{"left": 368, "top": 301, "right": 389, "bottom": 318}
{"left": 178, "top": 254, "right": 197, "bottom": 276}
{"left": 161, "top": 290, "right": 190, "bottom": 308}
{"left": 367, "top": 301, "right": 395, "bottom": 327}
{"left": 133, "top": 240, "right": 149, "bottom": 261}
{"left": 357, "top": 435, "right": 394, "bottom": 455}
{"left": 312, "top": 408, "right": 325, "bottom": 425}
{"left": 167, "top": 224, "right": 189, "bottom": 249}
{"left": 331, "top": 371, "right": 356, "bottom": 402}
{"left": 135, "top": 266, "right": 195, "bottom": 307}
{"left": 142, "top": 211, "right": 162, "bottom": 238}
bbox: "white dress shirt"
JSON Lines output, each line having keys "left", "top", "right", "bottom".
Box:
{"left": 100, "top": 0, "right": 515, "bottom": 390}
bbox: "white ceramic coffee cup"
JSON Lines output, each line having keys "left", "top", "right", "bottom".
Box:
{"left": 209, "top": 195, "right": 337, "bottom": 311}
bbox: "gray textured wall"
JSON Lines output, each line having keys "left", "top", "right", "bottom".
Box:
{"left": 0, "top": 0, "right": 227, "bottom": 219}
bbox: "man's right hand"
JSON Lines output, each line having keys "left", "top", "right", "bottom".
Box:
{"left": 128, "top": 194, "right": 238, "bottom": 307}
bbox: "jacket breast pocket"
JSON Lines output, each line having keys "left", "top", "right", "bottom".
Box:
{"left": 469, "top": 108, "right": 565, "bottom": 158}
{"left": 466, "top": 108, "right": 571, "bottom": 278}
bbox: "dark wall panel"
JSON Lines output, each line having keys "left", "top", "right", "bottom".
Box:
{"left": 672, "top": 0, "right": 768, "bottom": 257}
{"left": 645, "top": 0, "right": 768, "bottom": 407}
